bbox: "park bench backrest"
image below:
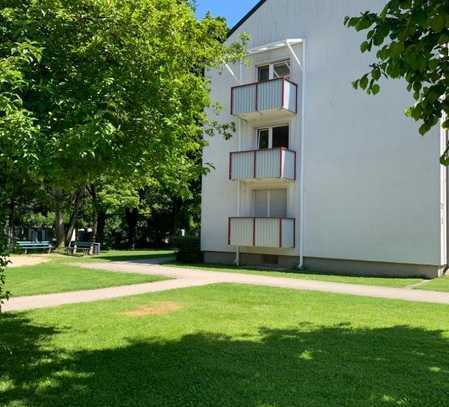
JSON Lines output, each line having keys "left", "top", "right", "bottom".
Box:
{"left": 18, "top": 241, "right": 51, "bottom": 247}
{"left": 69, "top": 241, "right": 94, "bottom": 248}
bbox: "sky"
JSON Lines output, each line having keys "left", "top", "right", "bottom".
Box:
{"left": 195, "top": 0, "right": 261, "bottom": 27}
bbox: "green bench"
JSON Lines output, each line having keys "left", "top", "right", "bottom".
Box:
{"left": 17, "top": 241, "right": 53, "bottom": 254}
{"left": 66, "top": 241, "right": 101, "bottom": 256}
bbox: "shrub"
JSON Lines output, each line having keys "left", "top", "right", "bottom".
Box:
{"left": 175, "top": 236, "right": 203, "bottom": 263}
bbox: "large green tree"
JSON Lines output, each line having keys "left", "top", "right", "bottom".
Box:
{"left": 0, "top": 38, "right": 40, "bottom": 309}
{"left": 345, "top": 0, "right": 449, "bottom": 162}
{"left": 0, "top": 0, "right": 244, "bottom": 248}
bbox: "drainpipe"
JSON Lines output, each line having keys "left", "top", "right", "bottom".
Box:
{"left": 234, "top": 61, "right": 243, "bottom": 266}
{"left": 298, "top": 40, "right": 306, "bottom": 270}
{"left": 235, "top": 118, "right": 241, "bottom": 266}
{"left": 445, "top": 116, "right": 449, "bottom": 274}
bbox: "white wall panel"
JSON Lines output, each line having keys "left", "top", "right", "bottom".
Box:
{"left": 203, "top": 0, "right": 443, "bottom": 266}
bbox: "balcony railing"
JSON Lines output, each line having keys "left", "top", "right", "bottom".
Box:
{"left": 228, "top": 217, "right": 295, "bottom": 249}
{"left": 231, "top": 78, "right": 298, "bottom": 120}
{"left": 229, "top": 148, "right": 296, "bottom": 181}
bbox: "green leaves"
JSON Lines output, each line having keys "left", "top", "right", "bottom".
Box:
{"left": 430, "top": 14, "right": 446, "bottom": 33}
{"left": 0, "top": 0, "right": 245, "bottom": 190}
{"left": 345, "top": 0, "right": 449, "bottom": 162}
{"left": 0, "top": 0, "right": 246, "bottom": 251}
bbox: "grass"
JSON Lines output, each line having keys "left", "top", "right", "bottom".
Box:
{"left": 417, "top": 276, "right": 449, "bottom": 292}
{"left": 1, "top": 284, "right": 449, "bottom": 406}
{"left": 169, "top": 262, "right": 423, "bottom": 288}
{"left": 6, "top": 262, "right": 168, "bottom": 297}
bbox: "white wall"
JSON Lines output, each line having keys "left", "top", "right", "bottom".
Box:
{"left": 202, "top": 0, "right": 443, "bottom": 266}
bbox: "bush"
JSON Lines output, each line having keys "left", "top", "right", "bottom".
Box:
{"left": 175, "top": 236, "right": 203, "bottom": 263}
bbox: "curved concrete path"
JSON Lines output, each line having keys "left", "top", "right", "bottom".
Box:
{"left": 5, "top": 259, "right": 449, "bottom": 312}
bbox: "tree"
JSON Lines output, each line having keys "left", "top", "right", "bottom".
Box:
{"left": 1, "top": 0, "right": 245, "bottom": 248}
{"left": 0, "top": 36, "right": 40, "bottom": 309}
{"left": 344, "top": 0, "right": 449, "bottom": 162}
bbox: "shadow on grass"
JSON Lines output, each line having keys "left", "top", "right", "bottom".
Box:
{"left": 94, "top": 252, "right": 175, "bottom": 262}
{"left": 1, "top": 315, "right": 449, "bottom": 406}
{"left": 60, "top": 251, "right": 176, "bottom": 263}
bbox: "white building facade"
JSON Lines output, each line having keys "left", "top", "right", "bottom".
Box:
{"left": 201, "top": 0, "right": 448, "bottom": 278}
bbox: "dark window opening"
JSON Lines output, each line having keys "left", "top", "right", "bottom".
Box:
{"left": 258, "top": 65, "right": 270, "bottom": 82}
{"left": 272, "top": 126, "right": 289, "bottom": 149}
{"left": 258, "top": 129, "right": 269, "bottom": 149}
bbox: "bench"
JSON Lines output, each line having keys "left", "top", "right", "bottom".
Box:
{"left": 66, "top": 241, "right": 101, "bottom": 256}
{"left": 17, "top": 241, "right": 53, "bottom": 254}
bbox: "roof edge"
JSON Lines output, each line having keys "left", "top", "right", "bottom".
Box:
{"left": 227, "top": 0, "right": 267, "bottom": 38}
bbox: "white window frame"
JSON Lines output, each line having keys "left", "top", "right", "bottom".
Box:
{"left": 257, "top": 124, "right": 290, "bottom": 150}
{"left": 253, "top": 189, "right": 288, "bottom": 218}
{"left": 256, "top": 59, "right": 291, "bottom": 81}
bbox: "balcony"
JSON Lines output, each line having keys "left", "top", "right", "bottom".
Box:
{"left": 229, "top": 148, "right": 296, "bottom": 182}
{"left": 231, "top": 78, "right": 297, "bottom": 121}
{"left": 228, "top": 217, "right": 295, "bottom": 249}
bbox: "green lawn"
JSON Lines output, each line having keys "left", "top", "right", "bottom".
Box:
{"left": 418, "top": 276, "right": 449, "bottom": 292}
{"left": 1, "top": 284, "right": 449, "bottom": 406}
{"left": 169, "top": 262, "right": 423, "bottom": 288}
{"left": 6, "top": 263, "right": 168, "bottom": 297}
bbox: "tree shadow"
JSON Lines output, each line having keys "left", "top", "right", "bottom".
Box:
{"left": 1, "top": 315, "right": 449, "bottom": 406}
{"left": 92, "top": 252, "right": 175, "bottom": 262}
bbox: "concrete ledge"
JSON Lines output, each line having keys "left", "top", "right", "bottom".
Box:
{"left": 203, "top": 251, "right": 299, "bottom": 269}
{"left": 203, "top": 251, "right": 235, "bottom": 265}
{"left": 303, "top": 257, "right": 445, "bottom": 279}
{"left": 203, "top": 251, "right": 446, "bottom": 278}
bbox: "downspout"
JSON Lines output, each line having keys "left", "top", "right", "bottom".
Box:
{"left": 298, "top": 40, "right": 306, "bottom": 270}
{"left": 234, "top": 115, "right": 242, "bottom": 266}
{"left": 443, "top": 121, "right": 449, "bottom": 274}
{"left": 235, "top": 61, "right": 244, "bottom": 266}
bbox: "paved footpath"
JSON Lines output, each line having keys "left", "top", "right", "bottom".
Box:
{"left": 5, "top": 259, "right": 449, "bottom": 312}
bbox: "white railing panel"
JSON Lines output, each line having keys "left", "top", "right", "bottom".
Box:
{"left": 231, "top": 149, "right": 295, "bottom": 181}
{"left": 281, "top": 219, "right": 295, "bottom": 248}
{"left": 256, "top": 149, "right": 281, "bottom": 179}
{"left": 229, "top": 217, "right": 295, "bottom": 249}
{"left": 255, "top": 218, "right": 279, "bottom": 248}
{"left": 233, "top": 85, "right": 256, "bottom": 115}
{"left": 283, "top": 150, "right": 296, "bottom": 180}
{"left": 231, "top": 151, "right": 254, "bottom": 180}
{"left": 230, "top": 218, "right": 253, "bottom": 246}
{"left": 284, "top": 81, "right": 297, "bottom": 112}
{"left": 257, "top": 80, "right": 282, "bottom": 112}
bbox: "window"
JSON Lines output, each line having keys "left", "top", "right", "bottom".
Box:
{"left": 273, "top": 61, "right": 290, "bottom": 79}
{"left": 254, "top": 189, "right": 287, "bottom": 218}
{"left": 272, "top": 126, "right": 289, "bottom": 149}
{"left": 258, "top": 65, "right": 270, "bottom": 82}
{"left": 257, "top": 60, "right": 290, "bottom": 82}
{"left": 257, "top": 125, "right": 289, "bottom": 149}
{"left": 257, "top": 129, "right": 269, "bottom": 149}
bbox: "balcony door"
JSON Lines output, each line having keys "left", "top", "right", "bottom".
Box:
{"left": 257, "top": 60, "right": 290, "bottom": 82}
{"left": 254, "top": 189, "right": 287, "bottom": 218}
{"left": 257, "top": 126, "right": 289, "bottom": 150}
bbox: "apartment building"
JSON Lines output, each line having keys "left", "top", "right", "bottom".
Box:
{"left": 201, "top": 0, "right": 447, "bottom": 278}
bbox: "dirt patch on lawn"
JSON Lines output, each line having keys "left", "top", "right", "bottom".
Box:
{"left": 9, "top": 255, "right": 51, "bottom": 268}
{"left": 123, "top": 301, "right": 184, "bottom": 317}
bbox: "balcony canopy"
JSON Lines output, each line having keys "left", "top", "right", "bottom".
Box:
{"left": 247, "top": 39, "right": 303, "bottom": 56}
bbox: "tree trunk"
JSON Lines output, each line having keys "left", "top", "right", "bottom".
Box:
{"left": 88, "top": 184, "right": 107, "bottom": 245}
{"left": 53, "top": 188, "right": 66, "bottom": 249}
{"left": 96, "top": 208, "right": 107, "bottom": 244}
{"left": 8, "top": 199, "right": 16, "bottom": 247}
{"left": 125, "top": 207, "right": 138, "bottom": 249}
{"left": 55, "top": 207, "right": 65, "bottom": 249}
{"left": 64, "top": 189, "right": 84, "bottom": 246}
{"left": 89, "top": 184, "right": 98, "bottom": 242}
